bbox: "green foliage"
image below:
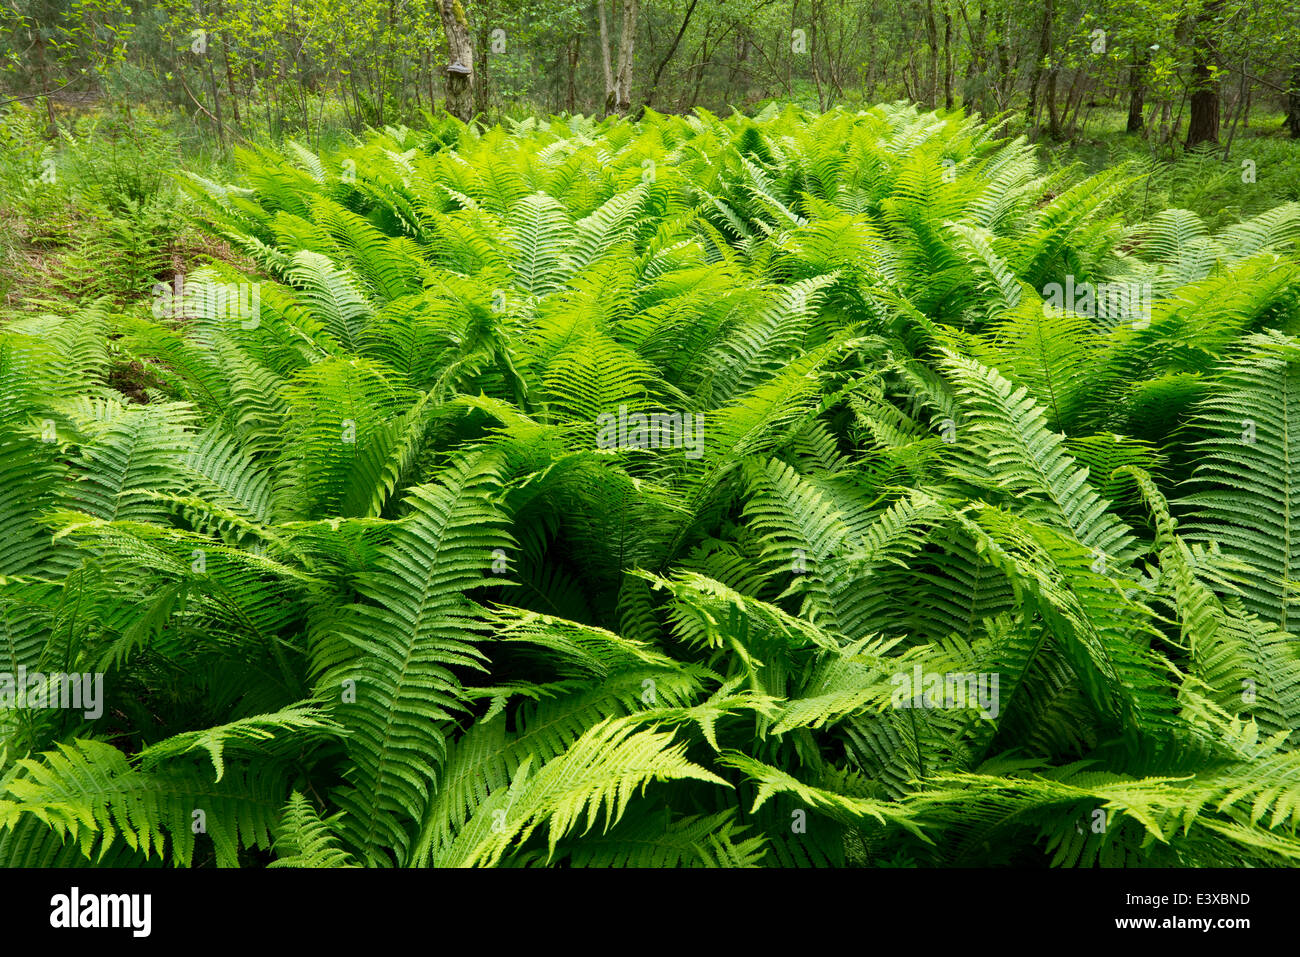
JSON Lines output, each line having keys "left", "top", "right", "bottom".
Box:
{"left": 4, "top": 103, "right": 1300, "bottom": 868}
{"left": 0, "top": 106, "right": 211, "bottom": 313}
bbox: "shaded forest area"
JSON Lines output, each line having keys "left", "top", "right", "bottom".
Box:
{"left": 4, "top": 0, "right": 1299, "bottom": 145}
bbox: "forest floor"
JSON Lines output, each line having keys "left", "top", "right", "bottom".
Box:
{"left": 2, "top": 100, "right": 1299, "bottom": 323}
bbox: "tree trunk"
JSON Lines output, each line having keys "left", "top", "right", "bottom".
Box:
{"left": 203, "top": 44, "right": 227, "bottom": 146}
{"left": 474, "top": 28, "right": 490, "bottom": 117}
{"left": 1025, "top": 0, "right": 1053, "bottom": 137}
{"left": 810, "top": 11, "right": 825, "bottom": 111}
{"left": 567, "top": 38, "right": 580, "bottom": 113}
{"left": 960, "top": 0, "right": 986, "bottom": 83}
{"left": 995, "top": 36, "right": 1010, "bottom": 109}
{"left": 222, "top": 33, "right": 242, "bottom": 131}
{"left": 598, "top": 0, "right": 615, "bottom": 113}
{"left": 724, "top": 34, "right": 748, "bottom": 105}
{"left": 1184, "top": 0, "right": 1222, "bottom": 149}
{"left": 923, "top": 0, "right": 940, "bottom": 108}
{"left": 613, "top": 0, "right": 638, "bottom": 114}
{"left": 31, "top": 26, "right": 58, "bottom": 135}
{"left": 1185, "top": 64, "right": 1219, "bottom": 148}
{"left": 1045, "top": 62, "right": 1060, "bottom": 138}
{"left": 1061, "top": 69, "right": 1085, "bottom": 137}
{"left": 1221, "top": 63, "right": 1248, "bottom": 159}
{"left": 942, "top": 5, "right": 954, "bottom": 109}
{"left": 438, "top": 0, "right": 475, "bottom": 121}
{"left": 1287, "top": 64, "right": 1300, "bottom": 139}
{"left": 1126, "top": 48, "right": 1148, "bottom": 132}
{"left": 643, "top": 0, "right": 698, "bottom": 110}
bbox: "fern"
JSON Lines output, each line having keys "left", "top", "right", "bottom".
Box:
{"left": 5, "top": 104, "right": 1300, "bottom": 869}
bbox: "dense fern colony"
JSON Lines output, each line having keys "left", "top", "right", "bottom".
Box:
{"left": 4, "top": 104, "right": 1300, "bottom": 867}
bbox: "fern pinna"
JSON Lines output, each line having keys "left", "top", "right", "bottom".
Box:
{"left": 3, "top": 104, "right": 1300, "bottom": 867}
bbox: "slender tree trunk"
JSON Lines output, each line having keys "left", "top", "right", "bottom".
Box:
{"left": 415, "top": 50, "right": 424, "bottom": 112}
{"left": 923, "top": 0, "right": 940, "bottom": 108}
{"left": 474, "top": 28, "right": 490, "bottom": 117}
{"left": 960, "top": 0, "right": 986, "bottom": 82}
{"left": 1168, "top": 80, "right": 1189, "bottom": 149}
{"left": 1221, "top": 62, "right": 1248, "bottom": 159}
{"left": 203, "top": 42, "right": 227, "bottom": 146}
{"left": 725, "top": 34, "right": 747, "bottom": 105}
{"left": 378, "top": 0, "right": 394, "bottom": 124}
{"left": 999, "top": 5, "right": 1016, "bottom": 104}
{"left": 1026, "top": 0, "right": 1053, "bottom": 136}
{"left": 566, "top": 38, "right": 580, "bottom": 113}
{"left": 222, "top": 38, "right": 241, "bottom": 131}
{"left": 598, "top": 0, "right": 615, "bottom": 113}
{"left": 31, "top": 27, "right": 58, "bottom": 134}
{"left": 428, "top": 49, "right": 437, "bottom": 113}
{"left": 995, "top": 36, "right": 1010, "bottom": 109}
{"left": 810, "top": 5, "right": 825, "bottom": 110}
{"left": 1061, "top": 69, "right": 1085, "bottom": 136}
{"left": 1045, "top": 62, "right": 1060, "bottom": 138}
{"left": 786, "top": 2, "right": 795, "bottom": 99}
{"left": 942, "top": 5, "right": 953, "bottom": 109}
{"left": 643, "top": 0, "right": 698, "bottom": 110}
{"left": 689, "top": 36, "right": 709, "bottom": 109}
{"left": 438, "top": 0, "right": 475, "bottom": 121}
